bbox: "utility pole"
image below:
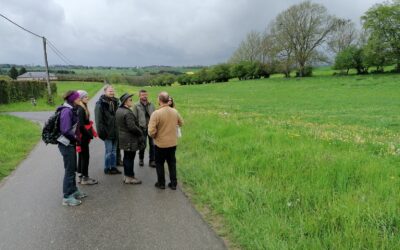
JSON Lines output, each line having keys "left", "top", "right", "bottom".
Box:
{"left": 42, "top": 36, "right": 53, "bottom": 104}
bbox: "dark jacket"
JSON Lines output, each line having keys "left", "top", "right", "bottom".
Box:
{"left": 116, "top": 106, "right": 144, "bottom": 152}
{"left": 77, "top": 105, "right": 93, "bottom": 144}
{"left": 57, "top": 102, "right": 79, "bottom": 144}
{"left": 132, "top": 101, "right": 155, "bottom": 129}
{"left": 95, "top": 95, "right": 118, "bottom": 141}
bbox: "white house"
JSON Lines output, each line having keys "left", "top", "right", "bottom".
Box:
{"left": 17, "top": 72, "right": 57, "bottom": 81}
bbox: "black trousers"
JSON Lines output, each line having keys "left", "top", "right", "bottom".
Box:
{"left": 155, "top": 146, "right": 177, "bottom": 186}
{"left": 139, "top": 129, "right": 155, "bottom": 162}
{"left": 77, "top": 142, "right": 90, "bottom": 177}
{"left": 123, "top": 150, "right": 136, "bottom": 177}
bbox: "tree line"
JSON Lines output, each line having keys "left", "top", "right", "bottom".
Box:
{"left": 230, "top": 0, "right": 400, "bottom": 77}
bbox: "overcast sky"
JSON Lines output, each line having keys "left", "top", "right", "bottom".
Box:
{"left": 0, "top": 0, "right": 384, "bottom": 67}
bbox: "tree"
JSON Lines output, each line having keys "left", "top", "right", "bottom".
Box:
{"left": 362, "top": 0, "right": 400, "bottom": 71}
{"left": 364, "top": 34, "right": 393, "bottom": 72}
{"left": 327, "top": 19, "right": 358, "bottom": 54}
{"left": 230, "top": 62, "right": 248, "bottom": 80}
{"left": 334, "top": 46, "right": 356, "bottom": 74}
{"left": 272, "top": 1, "right": 342, "bottom": 76}
{"left": 18, "top": 67, "right": 27, "bottom": 76}
{"left": 8, "top": 66, "right": 18, "bottom": 80}
{"left": 230, "top": 31, "right": 263, "bottom": 63}
{"left": 268, "top": 22, "right": 295, "bottom": 77}
{"left": 334, "top": 46, "right": 369, "bottom": 74}
{"left": 211, "top": 64, "right": 231, "bottom": 83}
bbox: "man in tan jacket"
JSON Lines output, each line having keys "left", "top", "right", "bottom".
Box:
{"left": 148, "top": 92, "right": 183, "bottom": 190}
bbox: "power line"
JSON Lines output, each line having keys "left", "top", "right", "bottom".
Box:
{"left": 1, "top": 12, "right": 74, "bottom": 65}
{"left": 0, "top": 13, "right": 42, "bottom": 38}
{"left": 47, "top": 40, "right": 74, "bottom": 65}
{"left": 47, "top": 43, "right": 71, "bottom": 65}
{"left": 47, "top": 40, "right": 73, "bottom": 64}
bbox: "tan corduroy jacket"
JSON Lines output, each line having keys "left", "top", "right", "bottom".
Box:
{"left": 148, "top": 105, "right": 184, "bottom": 148}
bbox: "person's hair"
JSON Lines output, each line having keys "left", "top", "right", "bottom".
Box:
{"left": 168, "top": 97, "right": 175, "bottom": 108}
{"left": 139, "top": 89, "right": 147, "bottom": 94}
{"left": 103, "top": 84, "right": 113, "bottom": 92}
{"left": 63, "top": 90, "right": 76, "bottom": 100}
{"left": 79, "top": 101, "right": 90, "bottom": 119}
{"left": 158, "top": 92, "right": 169, "bottom": 104}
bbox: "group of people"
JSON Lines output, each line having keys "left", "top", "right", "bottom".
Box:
{"left": 57, "top": 85, "right": 183, "bottom": 206}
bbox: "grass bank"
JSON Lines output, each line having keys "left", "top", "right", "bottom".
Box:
{"left": 0, "top": 115, "right": 41, "bottom": 181}
{"left": 0, "top": 81, "right": 103, "bottom": 112}
{"left": 115, "top": 73, "right": 400, "bottom": 249}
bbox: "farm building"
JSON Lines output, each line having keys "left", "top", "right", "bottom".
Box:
{"left": 17, "top": 72, "right": 57, "bottom": 81}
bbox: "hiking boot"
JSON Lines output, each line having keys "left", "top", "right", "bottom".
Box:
{"left": 168, "top": 183, "right": 177, "bottom": 190}
{"left": 62, "top": 195, "right": 82, "bottom": 206}
{"left": 139, "top": 159, "right": 144, "bottom": 167}
{"left": 81, "top": 177, "right": 98, "bottom": 185}
{"left": 123, "top": 176, "right": 142, "bottom": 185}
{"left": 72, "top": 189, "right": 88, "bottom": 199}
{"left": 154, "top": 182, "right": 165, "bottom": 189}
{"left": 149, "top": 161, "right": 156, "bottom": 168}
{"left": 110, "top": 168, "right": 122, "bottom": 175}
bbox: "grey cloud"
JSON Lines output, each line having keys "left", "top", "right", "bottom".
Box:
{"left": 1, "top": 0, "right": 384, "bottom": 66}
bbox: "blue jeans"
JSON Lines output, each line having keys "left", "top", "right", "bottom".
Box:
{"left": 104, "top": 139, "right": 117, "bottom": 170}
{"left": 58, "top": 143, "right": 78, "bottom": 198}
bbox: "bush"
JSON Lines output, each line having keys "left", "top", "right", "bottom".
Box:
{"left": 230, "top": 61, "right": 271, "bottom": 80}
{"left": 0, "top": 80, "right": 57, "bottom": 104}
{"left": 296, "top": 66, "right": 313, "bottom": 77}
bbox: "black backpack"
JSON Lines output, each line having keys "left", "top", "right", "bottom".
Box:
{"left": 42, "top": 110, "right": 61, "bottom": 145}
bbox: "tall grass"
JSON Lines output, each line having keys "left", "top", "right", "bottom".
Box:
{"left": 115, "top": 74, "right": 400, "bottom": 249}
{"left": 0, "top": 115, "right": 41, "bottom": 181}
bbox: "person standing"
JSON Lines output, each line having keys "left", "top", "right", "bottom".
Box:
{"left": 148, "top": 92, "right": 183, "bottom": 190}
{"left": 133, "top": 89, "right": 156, "bottom": 168}
{"left": 116, "top": 93, "right": 144, "bottom": 184}
{"left": 76, "top": 90, "right": 98, "bottom": 185}
{"left": 95, "top": 85, "right": 121, "bottom": 175}
{"left": 57, "top": 90, "right": 87, "bottom": 206}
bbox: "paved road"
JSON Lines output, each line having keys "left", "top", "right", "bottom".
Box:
{"left": 1, "top": 89, "right": 226, "bottom": 250}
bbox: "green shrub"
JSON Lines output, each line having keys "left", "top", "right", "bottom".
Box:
{"left": 0, "top": 80, "right": 57, "bottom": 104}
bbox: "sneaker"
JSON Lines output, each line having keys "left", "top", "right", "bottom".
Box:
{"left": 72, "top": 189, "right": 88, "bottom": 199}
{"left": 139, "top": 159, "right": 144, "bottom": 167}
{"left": 168, "top": 183, "right": 177, "bottom": 190}
{"left": 154, "top": 182, "right": 165, "bottom": 189}
{"left": 149, "top": 161, "right": 156, "bottom": 168}
{"left": 123, "top": 176, "right": 142, "bottom": 185}
{"left": 62, "top": 195, "right": 82, "bottom": 206}
{"left": 81, "top": 177, "right": 98, "bottom": 185}
{"left": 110, "top": 168, "right": 122, "bottom": 174}
{"left": 104, "top": 168, "right": 111, "bottom": 175}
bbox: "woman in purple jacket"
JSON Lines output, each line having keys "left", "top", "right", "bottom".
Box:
{"left": 57, "top": 90, "right": 88, "bottom": 206}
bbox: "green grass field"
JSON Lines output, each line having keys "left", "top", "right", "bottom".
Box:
{"left": 0, "top": 81, "right": 103, "bottom": 112}
{"left": 0, "top": 115, "right": 41, "bottom": 181}
{"left": 0, "top": 81, "right": 102, "bottom": 182}
{"left": 115, "top": 74, "right": 400, "bottom": 249}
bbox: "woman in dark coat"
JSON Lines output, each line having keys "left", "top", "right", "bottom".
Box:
{"left": 76, "top": 90, "right": 98, "bottom": 185}
{"left": 116, "top": 93, "right": 144, "bottom": 184}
